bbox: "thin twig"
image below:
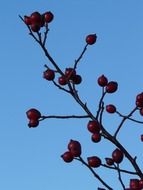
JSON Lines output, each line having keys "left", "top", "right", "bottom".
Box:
{"left": 115, "top": 164, "right": 126, "bottom": 190}
{"left": 40, "top": 114, "right": 89, "bottom": 121}
{"left": 52, "top": 80, "right": 71, "bottom": 93}
{"left": 114, "top": 107, "right": 138, "bottom": 138}
{"left": 74, "top": 44, "right": 88, "bottom": 70}
{"left": 76, "top": 157, "right": 113, "bottom": 190}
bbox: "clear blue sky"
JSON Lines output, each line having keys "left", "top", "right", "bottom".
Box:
{"left": 1, "top": 1, "right": 143, "bottom": 189}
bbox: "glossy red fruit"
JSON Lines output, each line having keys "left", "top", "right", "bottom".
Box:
{"left": 28, "top": 119, "right": 39, "bottom": 128}
{"left": 112, "top": 148, "right": 124, "bottom": 164}
{"left": 44, "top": 11, "right": 54, "bottom": 23}
{"left": 68, "top": 140, "right": 81, "bottom": 157}
{"left": 87, "top": 120, "right": 101, "bottom": 133}
{"left": 106, "top": 81, "right": 118, "bottom": 93}
{"left": 86, "top": 34, "right": 97, "bottom": 45}
{"left": 72, "top": 75, "right": 82, "bottom": 85}
{"left": 24, "top": 16, "right": 31, "bottom": 25}
{"left": 31, "top": 24, "right": 40, "bottom": 32}
{"left": 30, "top": 11, "right": 42, "bottom": 24}
{"left": 43, "top": 69, "right": 55, "bottom": 81}
{"left": 136, "top": 92, "right": 143, "bottom": 102}
{"left": 106, "top": 104, "right": 116, "bottom": 113}
{"left": 26, "top": 108, "right": 41, "bottom": 120}
{"left": 105, "top": 158, "right": 114, "bottom": 166}
{"left": 65, "top": 68, "right": 76, "bottom": 80}
{"left": 130, "top": 179, "right": 139, "bottom": 189}
{"left": 58, "top": 76, "right": 67, "bottom": 85}
{"left": 97, "top": 75, "right": 108, "bottom": 87}
{"left": 91, "top": 133, "right": 101, "bottom": 143}
{"left": 61, "top": 151, "right": 74, "bottom": 163}
{"left": 87, "top": 156, "right": 101, "bottom": 168}
{"left": 139, "top": 179, "right": 143, "bottom": 188}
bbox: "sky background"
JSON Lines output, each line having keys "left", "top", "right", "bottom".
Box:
{"left": 1, "top": 1, "right": 143, "bottom": 189}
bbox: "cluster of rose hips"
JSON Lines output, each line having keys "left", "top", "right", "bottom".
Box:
{"left": 26, "top": 108, "right": 41, "bottom": 128}
{"left": 24, "top": 11, "right": 54, "bottom": 32}
{"left": 125, "top": 178, "right": 143, "bottom": 189}
{"left": 43, "top": 67, "right": 82, "bottom": 85}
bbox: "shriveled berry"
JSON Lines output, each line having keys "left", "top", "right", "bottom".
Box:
{"left": 106, "top": 104, "right": 116, "bottom": 113}
{"left": 97, "top": 75, "right": 108, "bottom": 87}
{"left": 61, "top": 151, "right": 74, "bottom": 163}
{"left": 106, "top": 81, "right": 118, "bottom": 93}
{"left": 43, "top": 69, "right": 55, "bottom": 81}
{"left": 105, "top": 158, "right": 114, "bottom": 166}
{"left": 86, "top": 34, "right": 97, "bottom": 45}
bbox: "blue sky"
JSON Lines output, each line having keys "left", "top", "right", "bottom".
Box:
{"left": 1, "top": 1, "right": 143, "bottom": 189}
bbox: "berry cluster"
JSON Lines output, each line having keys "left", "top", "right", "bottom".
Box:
{"left": 61, "top": 140, "right": 81, "bottom": 162}
{"left": 125, "top": 178, "right": 143, "bottom": 189}
{"left": 26, "top": 108, "right": 41, "bottom": 128}
{"left": 43, "top": 67, "right": 82, "bottom": 85}
{"left": 24, "top": 11, "right": 54, "bottom": 32}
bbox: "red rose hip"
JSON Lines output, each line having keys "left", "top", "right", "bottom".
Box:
{"left": 68, "top": 140, "right": 81, "bottom": 157}
{"left": 24, "top": 16, "right": 31, "bottom": 25}
{"left": 106, "top": 81, "right": 118, "bottom": 93}
{"left": 87, "top": 156, "right": 101, "bottom": 168}
{"left": 44, "top": 11, "right": 54, "bottom": 23}
{"left": 91, "top": 133, "right": 101, "bottom": 143}
{"left": 26, "top": 108, "right": 41, "bottom": 120}
{"left": 43, "top": 69, "right": 55, "bottom": 81}
{"left": 106, "top": 104, "right": 116, "bottom": 113}
{"left": 61, "top": 151, "right": 74, "bottom": 163}
{"left": 28, "top": 119, "right": 39, "bottom": 128}
{"left": 86, "top": 34, "right": 97, "bottom": 45}
{"left": 87, "top": 120, "right": 101, "bottom": 133}
{"left": 97, "top": 75, "right": 108, "bottom": 87}
{"left": 58, "top": 76, "right": 67, "bottom": 85}
{"left": 112, "top": 148, "right": 124, "bottom": 163}
{"left": 30, "top": 11, "right": 42, "bottom": 24}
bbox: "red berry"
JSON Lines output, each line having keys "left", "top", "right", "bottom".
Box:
{"left": 68, "top": 140, "right": 81, "bottom": 157}
{"left": 97, "top": 75, "right": 108, "bottom": 87}
{"left": 87, "top": 156, "right": 101, "bottom": 168}
{"left": 30, "top": 11, "right": 42, "bottom": 25}
{"left": 86, "top": 34, "right": 97, "bottom": 45}
{"left": 106, "top": 104, "right": 116, "bottom": 113}
{"left": 26, "top": 108, "right": 41, "bottom": 120}
{"left": 58, "top": 76, "right": 67, "bottom": 85}
{"left": 139, "top": 108, "right": 143, "bottom": 116}
{"left": 43, "top": 69, "right": 55, "bottom": 81}
{"left": 24, "top": 16, "right": 31, "bottom": 25}
{"left": 28, "top": 119, "right": 39, "bottom": 128}
{"left": 136, "top": 93, "right": 143, "bottom": 102}
{"left": 130, "top": 179, "right": 139, "bottom": 189}
{"left": 105, "top": 158, "right": 114, "bottom": 166}
{"left": 87, "top": 120, "right": 101, "bottom": 133}
{"left": 140, "top": 134, "right": 143, "bottom": 142}
{"left": 139, "top": 179, "right": 143, "bottom": 188}
{"left": 31, "top": 24, "right": 40, "bottom": 32}
{"left": 65, "top": 68, "right": 76, "bottom": 80}
{"left": 72, "top": 75, "right": 82, "bottom": 85}
{"left": 61, "top": 151, "right": 74, "bottom": 163}
{"left": 44, "top": 11, "right": 54, "bottom": 23}
{"left": 106, "top": 81, "right": 118, "bottom": 93}
{"left": 91, "top": 133, "right": 101, "bottom": 143}
{"left": 112, "top": 148, "right": 124, "bottom": 164}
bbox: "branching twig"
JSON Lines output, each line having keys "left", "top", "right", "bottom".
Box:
{"left": 115, "top": 164, "right": 126, "bottom": 189}
{"left": 114, "top": 107, "right": 138, "bottom": 138}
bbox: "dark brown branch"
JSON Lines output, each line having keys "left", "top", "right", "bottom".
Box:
{"left": 76, "top": 157, "right": 113, "bottom": 190}
{"left": 114, "top": 107, "right": 138, "bottom": 138}
{"left": 52, "top": 80, "right": 71, "bottom": 93}
{"left": 43, "top": 23, "right": 49, "bottom": 46}
{"left": 96, "top": 88, "right": 106, "bottom": 120}
{"left": 40, "top": 114, "right": 89, "bottom": 121}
